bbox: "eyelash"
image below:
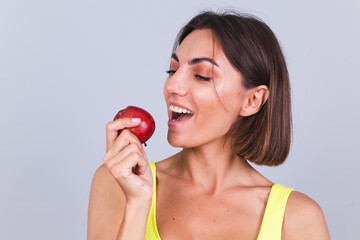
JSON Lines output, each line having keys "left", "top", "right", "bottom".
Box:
{"left": 165, "top": 70, "right": 211, "bottom": 81}
{"left": 165, "top": 70, "right": 176, "bottom": 76}
{"left": 195, "top": 74, "right": 211, "bottom": 81}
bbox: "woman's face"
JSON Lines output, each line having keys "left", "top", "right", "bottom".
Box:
{"left": 163, "top": 29, "right": 249, "bottom": 148}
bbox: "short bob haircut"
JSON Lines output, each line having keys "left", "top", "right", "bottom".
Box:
{"left": 172, "top": 11, "right": 292, "bottom": 166}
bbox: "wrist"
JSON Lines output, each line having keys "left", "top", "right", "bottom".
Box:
{"left": 126, "top": 199, "right": 152, "bottom": 212}
{"left": 117, "top": 200, "right": 152, "bottom": 240}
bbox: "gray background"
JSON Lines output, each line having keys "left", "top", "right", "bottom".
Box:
{"left": 0, "top": 0, "right": 359, "bottom": 239}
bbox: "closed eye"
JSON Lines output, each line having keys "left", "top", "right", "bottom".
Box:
{"left": 166, "top": 70, "right": 176, "bottom": 76}
{"left": 166, "top": 70, "right": 211, "bottom": 81}
{"left": 195, "top": 74, "right": 211, "bottom": 81}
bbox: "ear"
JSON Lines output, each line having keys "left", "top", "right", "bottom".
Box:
{"left": 239, "top": 85, "right": 269, "bottom": 117}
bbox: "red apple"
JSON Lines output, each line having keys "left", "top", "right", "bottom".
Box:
{"left": 113, "top": 106, "right": 155, "bottom": 146}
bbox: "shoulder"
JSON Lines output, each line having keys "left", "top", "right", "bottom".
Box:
{"left": 90, "top": 164, "right": 126, "bottom": 200}
{"left": 282, "top": 190, "right": 330, "bottom": 240}
{"left": 153, "top": 153, "right": 180, "bottom": 173}
{"left": 87, "top": 164, "right": 126, "bottom": 240}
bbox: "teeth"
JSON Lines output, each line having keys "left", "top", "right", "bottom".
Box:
{"left": 169, "top": 105, "right": 193, "bottom": 114}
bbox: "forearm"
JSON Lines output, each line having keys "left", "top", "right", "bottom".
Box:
{"left": 116, "top": 201, "right": 152, "bottom": 240}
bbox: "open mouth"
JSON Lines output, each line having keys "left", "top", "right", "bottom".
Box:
{"left": 169, "top": 105, "right": 194, "bottom": 122}
{"left": 171, "top": 111, "right": 193, "bottom": 121}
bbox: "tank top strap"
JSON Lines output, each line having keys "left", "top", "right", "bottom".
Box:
{"left": 145, "top": 164, "right": 292, "bottom": 240}
{"left": 257, "top": 184, "right": 294, "bottom": 240}
{"left": 145, "top": 162, "right": 161, "bottom": 240}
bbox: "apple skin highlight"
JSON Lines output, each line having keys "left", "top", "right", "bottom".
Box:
{"left": 113, "top": 106, "right": 155, "bottom": 145}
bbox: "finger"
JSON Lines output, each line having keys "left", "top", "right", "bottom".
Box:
{"left": 106, "top": 129, "right": 143, "bottom": 159}
{"left": 104, "top": 129, "right": 143, "bottom": 166}
{"left": 119, "top": 151, "right": 148, "bottom": 176}
{"left": 110, "top": 151, "right": 148, "bottom": 178}
{"left": 105, "top": 117, "right": 141, "bottom": 151}
{"left": 106, "top": 142, "right": 141, "bottom": 169}
{"left": 138, "top": 148, "right": 149, "bottom": 175}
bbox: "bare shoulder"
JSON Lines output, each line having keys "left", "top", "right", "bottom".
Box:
{"left": 154, "top": 152, "right": 180, "bottom": 173}
{"left": 87, "top": 164, "right": 126, "bottom": 240}
{"left": 89, "top": 164, "right": 126, "bottom": 201}
{"left": 282, "top": 190, "right": 331, "bottom": 240}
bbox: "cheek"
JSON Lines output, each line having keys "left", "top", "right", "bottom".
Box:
{"left": 163, "top": 81, "right": 169, "bottom": 99}
{"left": 194, "top": 80, "right": 239, "bottom": 122}
{"left": 194, "top": 111, "right": 234, "bottom": 144}
{"left": 215, "top": 66, "right": 245, "bottom": 115}
{"left": 216, "top": 81, "right": 244, "bottom": 118}
{"left": 196, "top": 97, "right": 235, "bottom": 136}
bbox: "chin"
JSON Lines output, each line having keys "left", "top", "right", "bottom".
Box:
{"left": 167, "top": 134, "right": 184, "bottom": 148}
{"left": 167, "top": 133, "right": 190, "bottom": 148}
{"left": 167, "top": 133, "right": 204, "bottom": 149}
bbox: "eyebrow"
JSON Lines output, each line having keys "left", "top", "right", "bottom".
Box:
{"left": 171, "top": 53, "right": 219, "bottom": 68}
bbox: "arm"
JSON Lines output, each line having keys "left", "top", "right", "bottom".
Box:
{"left": 88, "top": 117, "right": 153, "bottom": 240}
{"left": 87, "top": 164, "right": 152, "bottom": 240}
{"left": 117, "top": 200, "right": 152, "bottom": 240}
{"left": 282, "top": 191, "right": 331, "bottom": 240}
{"left": 87, "top": 164, "right": 125, "bottom": 240}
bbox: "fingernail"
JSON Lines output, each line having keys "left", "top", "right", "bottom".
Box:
{"left": 131, "top": 118, "right": 141, "bottom": 123}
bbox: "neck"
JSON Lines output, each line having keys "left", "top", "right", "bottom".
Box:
{"left": 173, "top": 137, "right": 255, "bottom": 195}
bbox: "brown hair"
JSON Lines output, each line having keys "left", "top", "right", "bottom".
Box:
{"left": 173, "top": 10, "right": 292, "bottom": 166}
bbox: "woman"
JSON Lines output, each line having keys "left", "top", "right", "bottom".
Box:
{"left": 88, "top": 11, "right": 330, "bottom": 240}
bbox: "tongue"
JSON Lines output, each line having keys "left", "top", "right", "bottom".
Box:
{"left": 174, "top": 112, "right": 196, "bottom": 121}
{"left": 175, "top": 113, "right": 187, "bottom": 121}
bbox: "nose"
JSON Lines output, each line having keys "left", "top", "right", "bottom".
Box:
{"left": 164, "top": 70, "right": 188, "bottom": 97}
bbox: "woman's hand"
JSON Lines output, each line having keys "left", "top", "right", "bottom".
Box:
{"left": 103, "top": 117, "right": 153, "bottom": 205}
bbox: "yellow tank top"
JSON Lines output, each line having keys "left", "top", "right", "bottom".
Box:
{"left": 145, "top": 162, "right": 294, "bottom": 240}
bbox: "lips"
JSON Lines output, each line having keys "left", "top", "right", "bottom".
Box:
{"left": 167, "top": 101, "right": 194, "bottom": 127}
{"left": 168, "top": 101, "right": 193, "bottom": 112}
{"left": 170, "top": 111, "right": 192, "bottom": 121}
{"left": 168, "top": 112, "right": 193, "bottom": 128}
{"left": 169, "top": 105, "right": 194, "bottom": 121}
